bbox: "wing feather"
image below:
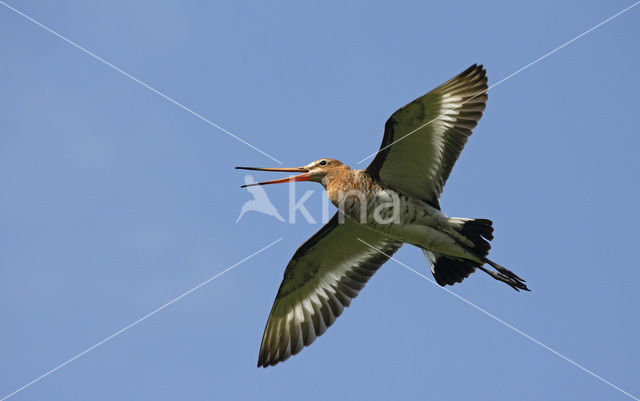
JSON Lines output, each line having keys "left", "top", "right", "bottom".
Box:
{"left": 366, "top": 64, "right": 488, "bottom": 208}
{"left": 257, "top": 213, "right": 401, "bottom": 367}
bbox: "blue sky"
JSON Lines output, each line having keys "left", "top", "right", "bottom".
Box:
{"left": 1, "top": 1, "right": 640, "bottom": 400}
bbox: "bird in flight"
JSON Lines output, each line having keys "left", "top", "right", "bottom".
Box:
{"left": 236, "top": 64, "right": 529, "bottom": 367}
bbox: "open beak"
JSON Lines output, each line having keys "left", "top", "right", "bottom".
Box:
{"left": 235, "top": 166, "right": 311, "bottom": 188}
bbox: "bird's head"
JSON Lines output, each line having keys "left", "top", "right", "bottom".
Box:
{"left": 236, "top": 158, "right": 349, "bottom": 188}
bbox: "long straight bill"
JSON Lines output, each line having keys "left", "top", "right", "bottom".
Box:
{"left": 235, "top": 166, "right": 311, "bottom": 188}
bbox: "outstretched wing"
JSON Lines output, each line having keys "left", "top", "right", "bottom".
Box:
{"left": 258, "top": 213, "right": 402, "bottom": 367}
{"left": 366, "top": 64, "right": 488, "bottom": 209}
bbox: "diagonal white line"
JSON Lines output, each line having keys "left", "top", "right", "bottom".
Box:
{"left": 356, "top": 0, "right": 640, "bottom": 165}
{"left": 0, "top": 0, "right": 283, "bottom": 165}
{"left": 356, "top": 238, "right": 640, "bottom": 401}
{"left": 0, "top": 238, "right": 283, "bottom": 401}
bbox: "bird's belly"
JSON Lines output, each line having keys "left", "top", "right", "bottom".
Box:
{"left": 341, "top": 190, "right": 468, "bottom": 256}
{"left": 387, "top": 223, "right": 469, "bottom": 255}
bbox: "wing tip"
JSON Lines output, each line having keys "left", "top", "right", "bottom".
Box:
{"left": 458, "top": 64, "right": 488, "bottom": 89}
{"left": 462, "top": 63, "right": 486, "bottom": 76}
{"left": 257, "top": 357, "right": 275, "bottom": 368}
{"left": 257, "top": 341, "right": 295, "bottom": 368}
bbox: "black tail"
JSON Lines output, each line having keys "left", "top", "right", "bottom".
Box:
{"left": 424, "top": 218, "right": 529, "bottom": 291}
{"left": 457, "top": 218, "right": 494, "bottom": 257}
{"left": 423, "top": 250, "right": 476, "bottom": 286}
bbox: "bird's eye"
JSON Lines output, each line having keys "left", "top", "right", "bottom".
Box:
{"left": 319, "top": 160, "right": 327, "bottom": 166}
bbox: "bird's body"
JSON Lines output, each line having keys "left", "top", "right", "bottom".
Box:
{"left": 236, "top": 64, "right": 529, "bottom": 367}
{"left": 324, "top": 166, "right": 476, "bottom": 261}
